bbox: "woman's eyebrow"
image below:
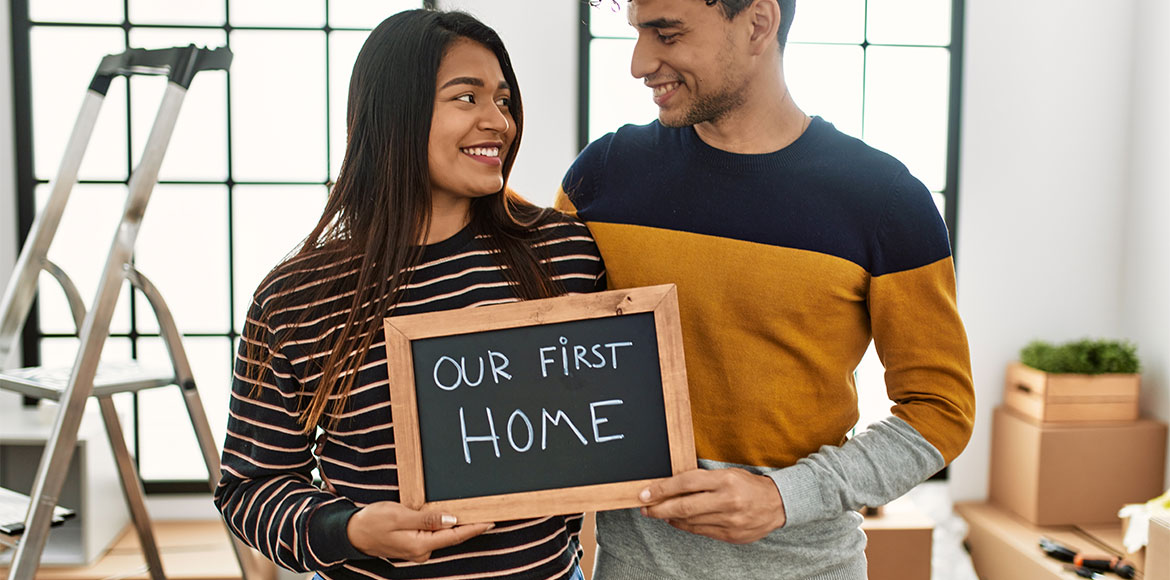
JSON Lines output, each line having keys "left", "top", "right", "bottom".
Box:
{"left": 439, "top": 77, "right": 510, "bottom": 90}
{"left": 440, "top": 76, "right": 483, "bottom": 89}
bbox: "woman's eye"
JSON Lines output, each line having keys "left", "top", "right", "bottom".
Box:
{"left": 455, "top": 94, "right": 475, "bottom": 104}
{"left": 496, "top": 96, "right": 511, "bottom": 108}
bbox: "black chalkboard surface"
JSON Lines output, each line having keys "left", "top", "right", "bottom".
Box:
{"left": 384, "top": 284, "right": 694, "bottom": 523}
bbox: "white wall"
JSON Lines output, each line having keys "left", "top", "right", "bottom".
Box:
{"left": 1, "top": 0, "right": 16, "bottom": 320}
{"left": 1120, "top": 0, "right": 1170, "bottom": 486}
{"left": 435, "top": 0, "right": 579, "bottom": 207}
{"left": 949, "top": 0, "right": 1170, "bottom": 501}
{"left": 0, "top": 0, "right": 21, "bottom": 413}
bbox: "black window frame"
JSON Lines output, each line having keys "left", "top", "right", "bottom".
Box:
{"left": 8, "top": 0, "right": 963, "bottom": 493}
{"left": 8, "top": 0, "right": 434, "bottom": 494}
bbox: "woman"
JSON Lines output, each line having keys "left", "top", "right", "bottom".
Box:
{"left": 213, "top": 10, "right": 603, "bottom": 580}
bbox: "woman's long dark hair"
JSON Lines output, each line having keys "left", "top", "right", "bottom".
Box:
{"left": 245, "top": 10, "right": 563, "bottom": 433}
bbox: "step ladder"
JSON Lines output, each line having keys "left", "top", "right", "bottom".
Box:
{"left": 0, "top": 45, "right": 259, "bottom": 580}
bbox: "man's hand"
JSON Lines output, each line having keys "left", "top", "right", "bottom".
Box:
{"left": 638, "top": 469, "right": 786, "bottom": 544}
{"left": 346, "top": 501, "right": 493, "bottom": 562}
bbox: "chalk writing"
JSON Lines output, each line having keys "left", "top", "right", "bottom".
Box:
{"left": 405, "top": 310, "right": 674, "bottom": 502}
{"left": 457, "top": 401, "right": 627, "bottom": 464}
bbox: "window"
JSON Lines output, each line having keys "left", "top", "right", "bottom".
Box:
{"left": 581, "top": 0, "right": 964, "bottom": 433}
{"left": 11, "top": 0, "right": 428, "bottom": 491}
{"left": 9, "top": 0, "right": 963, "bottom": 491}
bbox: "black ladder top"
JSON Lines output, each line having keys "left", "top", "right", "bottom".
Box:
{"left": 89, "top": 44, "right": 233, "bottom": 95}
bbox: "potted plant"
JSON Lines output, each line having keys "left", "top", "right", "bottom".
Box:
{"left": 1004, "top": 339, "right": 1141, "bottom": 423}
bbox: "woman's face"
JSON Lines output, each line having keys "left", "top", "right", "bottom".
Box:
{"left": 428, "top": 38, "right": 516, "bottom": 209}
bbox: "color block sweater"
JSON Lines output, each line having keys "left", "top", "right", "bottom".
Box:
{"left": 214, "top": 216, "right": 606, "bottom": 579}
{"left": 556, "top": 118, "right": 975, "bottom": 580}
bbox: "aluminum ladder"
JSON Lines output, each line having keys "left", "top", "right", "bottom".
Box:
{"left": 0, "top": 45, "right": 259, "bottom": 580}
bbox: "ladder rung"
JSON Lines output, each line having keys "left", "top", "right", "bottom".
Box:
{"left": 0, "top": 362, "right": 175, "bottom": 400}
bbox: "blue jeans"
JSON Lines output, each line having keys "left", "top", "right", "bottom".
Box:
{"left": 315, "top": 567, "right": 583, "bottom": 579}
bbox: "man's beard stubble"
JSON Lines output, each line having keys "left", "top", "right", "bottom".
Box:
{"left": 658, "top": 60, "right": 747, "bottom": 128}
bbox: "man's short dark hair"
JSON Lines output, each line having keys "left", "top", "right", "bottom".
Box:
{"left": 592, "top": 0, "right": 796, "bottom": 49}
{"left": 707, "top": 0, "right": 796, "bottom": 49}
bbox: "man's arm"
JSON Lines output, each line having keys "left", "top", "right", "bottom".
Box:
{"left": 639, "top": 417, "right": 945, "bottom": 541}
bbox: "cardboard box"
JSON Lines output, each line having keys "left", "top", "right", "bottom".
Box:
{"left": 957, "top": 501, "right": 1144, "bottom": 580}
{"left": 1149, "top": 514, "right": 1170, "bottom": 580}
{"left": 862, "top": 499, "right": 932, "bottom": 580}
{"left": 989, "top": 406, "right": 1167, "bottom": 525}
{"left": 581, "top": 512, "right": 596, "bottom": 580}
{"left": 1004, "top": 362, "right": 1140, "bottom": 424}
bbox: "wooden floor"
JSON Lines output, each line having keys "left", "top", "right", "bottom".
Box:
{"left": 2, "top": 499, "right": 931, "bottom": 580}
{"left": 0, "top": 520, "right": 274, "bottom": 580}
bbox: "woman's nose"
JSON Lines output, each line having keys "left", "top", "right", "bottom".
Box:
{"left": 479, "top": 102, "right": 510, "bottom": 134}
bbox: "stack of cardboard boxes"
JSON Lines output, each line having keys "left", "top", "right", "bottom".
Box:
{"left": 959, "top": 363, "right": 1169, "bottom": 580}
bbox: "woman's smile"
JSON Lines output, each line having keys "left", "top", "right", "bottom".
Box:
{"left": 460, "top": 142, "right": 503, "bottom": 166}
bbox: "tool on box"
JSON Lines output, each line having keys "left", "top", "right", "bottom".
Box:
{"left": 1064, "top": 565, "right": 1106, "bottom": 579}
{"left": 1039, "top": 537, "right": 1136, "bottom": 579}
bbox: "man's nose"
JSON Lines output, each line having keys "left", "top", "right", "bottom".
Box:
{"left": 630, "top": 34, "right": 659, "bottom": 80}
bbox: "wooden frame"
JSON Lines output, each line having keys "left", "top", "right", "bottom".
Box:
{"left": 383, "top": 284, "right": 694, "bottom": 523}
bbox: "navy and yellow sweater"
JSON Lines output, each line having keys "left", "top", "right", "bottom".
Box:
{"left": 556, "top": 118, "right": 975, "bottom": 580}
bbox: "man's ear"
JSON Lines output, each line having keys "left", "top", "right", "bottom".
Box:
{"left": 746, "top": 0, "right": 781, "bottom": 56}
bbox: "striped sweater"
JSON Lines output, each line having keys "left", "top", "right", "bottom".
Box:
{"left": 556, "top": 118, "right": 975, "bottom": 579}
{"left": 213, "top": 216, "right": 606, "bottom": 579}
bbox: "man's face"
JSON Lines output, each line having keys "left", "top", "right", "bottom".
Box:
{"left": 627, "top": 0, "right": 749, "bottom": 127}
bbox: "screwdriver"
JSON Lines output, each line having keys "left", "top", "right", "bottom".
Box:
{"left": 1039, "top": 537, "right": 1136, "bottom": 579}
{"left": 1064, "top": 565, "right": 1106, "bottom": 579}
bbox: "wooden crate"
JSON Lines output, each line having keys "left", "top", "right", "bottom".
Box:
{"left": 1003, "top": 362, "right": 1139, "bottom": 423}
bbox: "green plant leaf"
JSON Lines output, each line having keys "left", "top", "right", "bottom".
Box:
{"left": 1019, "top": 338, "right": 1140, "bottom": 374}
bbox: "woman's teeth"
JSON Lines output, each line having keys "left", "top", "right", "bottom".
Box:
{"left": 461, "top": 147, "right": 500, "bottom": 157}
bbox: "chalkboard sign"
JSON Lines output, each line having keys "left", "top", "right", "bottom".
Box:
{"left": 383, "top": 284, "right": 695, "bottom": 523}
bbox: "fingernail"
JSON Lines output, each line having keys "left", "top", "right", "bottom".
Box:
{"left": 441, "top": 514, "right": 457, "bottom": 526}
{"left": 640, "top": 507, "right": 648, "bottom": 517}
{"left": 639, "top": 489, "right": 651, "bottom": 502}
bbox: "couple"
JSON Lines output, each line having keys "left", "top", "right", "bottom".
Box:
{"left": 214, "top": 2, "right": 975, "bottom": 580}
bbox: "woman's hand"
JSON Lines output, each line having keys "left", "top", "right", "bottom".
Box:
{"left": 346, "top": 501, "right": 493, "bottom": 562}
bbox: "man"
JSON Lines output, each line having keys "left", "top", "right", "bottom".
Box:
{"left": 555, "top": 0, "right": 976, "bottom": 578}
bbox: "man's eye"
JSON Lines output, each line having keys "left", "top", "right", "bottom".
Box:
{"left": 456, "top": 94, "right": 475, "bottom": 104}
{"left": 658, "top": 33, "right": 678, "bottom": 43}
